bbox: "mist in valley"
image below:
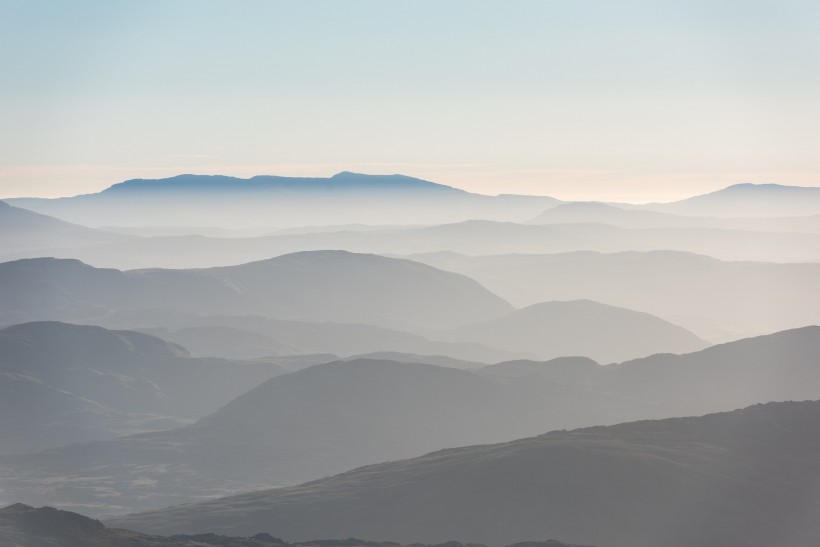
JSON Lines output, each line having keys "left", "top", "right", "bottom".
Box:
{"left": 3, "top": 2, "right": 820, "bottom": 547}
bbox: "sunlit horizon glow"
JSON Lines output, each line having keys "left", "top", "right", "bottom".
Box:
{"left": 2, "top": 163, "right": 820, "bottom": 204}
{"left": 2, "top": 1, "right": 819, "bottom": 203}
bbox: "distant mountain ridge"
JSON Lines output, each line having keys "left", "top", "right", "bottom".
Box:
{"left": 6, "top": 172, "right": 560, "bottom": 228}
{"left": 646, "top": 182, "right": 820, "bottom": 217}
{"left": 0, "top": 199, "right": 128, "bottom": 254}
{"left": 102, "top": 172, "right": 469, "bottom": 195}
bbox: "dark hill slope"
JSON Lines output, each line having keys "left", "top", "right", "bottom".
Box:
{"left": 0, "top": 504, "right": 592, "bottom": 547}
{"left": 4, "top": 328, "right": 820, "bottom": 514}
{"left": 111, "top": 400, "right": 820, "bottom": 547}
{"left": 0, "top": 321, "right": 283, "bottom": 454}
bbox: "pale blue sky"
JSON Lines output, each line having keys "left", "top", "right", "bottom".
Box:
{"left": 2, "top": 0, "right": 819, "bottom": 201}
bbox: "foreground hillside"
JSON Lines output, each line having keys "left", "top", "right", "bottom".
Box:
{"left": 110, "top": 400, "right": 820, "bottom": 547}
{"left": 0, "top": 504, "right": 591, "bottom": 547}
{"left": 3, "top": 327, "right": 819, "bottom": 515}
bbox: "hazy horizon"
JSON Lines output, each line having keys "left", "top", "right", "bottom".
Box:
{"left": 3, "top": 169, "right": 819, "bottom": 204}
{"left": 3, "top": 3, "right": 820, "bottom": 546}
{"left": 3, "top": 0, "right": 820, "bottom": 202}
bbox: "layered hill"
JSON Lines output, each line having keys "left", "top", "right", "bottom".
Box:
{"left": 0, "top": 251, "right": 512, "bottom": 332}
{"left": 14, "top": 217, "right": 820, "bottom": 269}
{"left": 3, "top": 327, "right": 819, "bottom": 515}
{"left": 1, "top": 359, "right": 622, "bottom": 513}
{"left": 137, "top": 318, "right": 520, "bottom": 363}
{"left": 439, "top": 300, "right": 709, "bottom": 363}
{"left": 0, "top": 200, "right": 129, "bottom": 254}
{"left": 409, "top": 250, "right": 820, "bottom": 341}
{"left": 110, "top": 400, "right": 820, "bottom": 547}
{"left": 0, "top": 321, "right": 284, "bottom": 454}
{"left": 647, "top": 182, "right": 820, "bottom": 217}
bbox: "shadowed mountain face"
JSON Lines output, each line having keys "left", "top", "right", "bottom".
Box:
{"left": 438, "top": 300, "right": 709, "bottom": 363}
{"left": 3, "top": 327, "right": 819, "bottom": 515}
{"left": 408, "top": 250, "right": 820, "bottom": 342}
{"left": 0, "top": 321, "right": 284, "bottom": 455}
{"left": 0, "top": 251, "right": 513, "bottom": 332}
{"left": 0, "top": 505, "right": 593, "bottom": 547}
{"left": 6, "top": 173, "right": 559, "bottom": 228}
{"left": 107, "top": 400, "right": 820, "bottom": 547}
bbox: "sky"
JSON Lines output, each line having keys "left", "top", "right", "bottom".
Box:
{"left": 1, "top": 0, "right": 819, "bottom": 202}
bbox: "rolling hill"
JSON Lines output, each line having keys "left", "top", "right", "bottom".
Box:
{"left": 439, "top": 300, "right": 709, "bottom": 363}
{"left": 0, "top": 321, "right": 284, "bottom": 455}
{"left": 0, "top": 251, "right": 513, "bottom": 332}
{"left": 3, "top": 327, "right": 819, "bottom": 515}
{"left": 408, "top": 250, "right": 820, "bottom": 342}
{"left": 0, "top": 200, "right": 129, "bottom": 254}
{"left": 647, "top": 182, "right": 820, "bottom": 217}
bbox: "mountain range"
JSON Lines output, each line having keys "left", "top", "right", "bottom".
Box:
{"left": 408, "top": 250, "right": 820, "bottom": 341}
{"left": 3, "top": 173, "right": 820, "bottom": 545}
{"left": 0, "top": 253, "right": 708, "bottom": 363}
{"left": 8, "top": 177, "right": 820, "bottom": 231}
{"left": 6, "top": 173, "right": 560, "bottom": 228}
{"left": 6, "top": 216, "right": 820, "bottom": 269}
{"left": 0, "top": 251, "right": 512, "bottom": 332}
{"left": 4, "top": 179, "right": 820, "bottom": 269}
